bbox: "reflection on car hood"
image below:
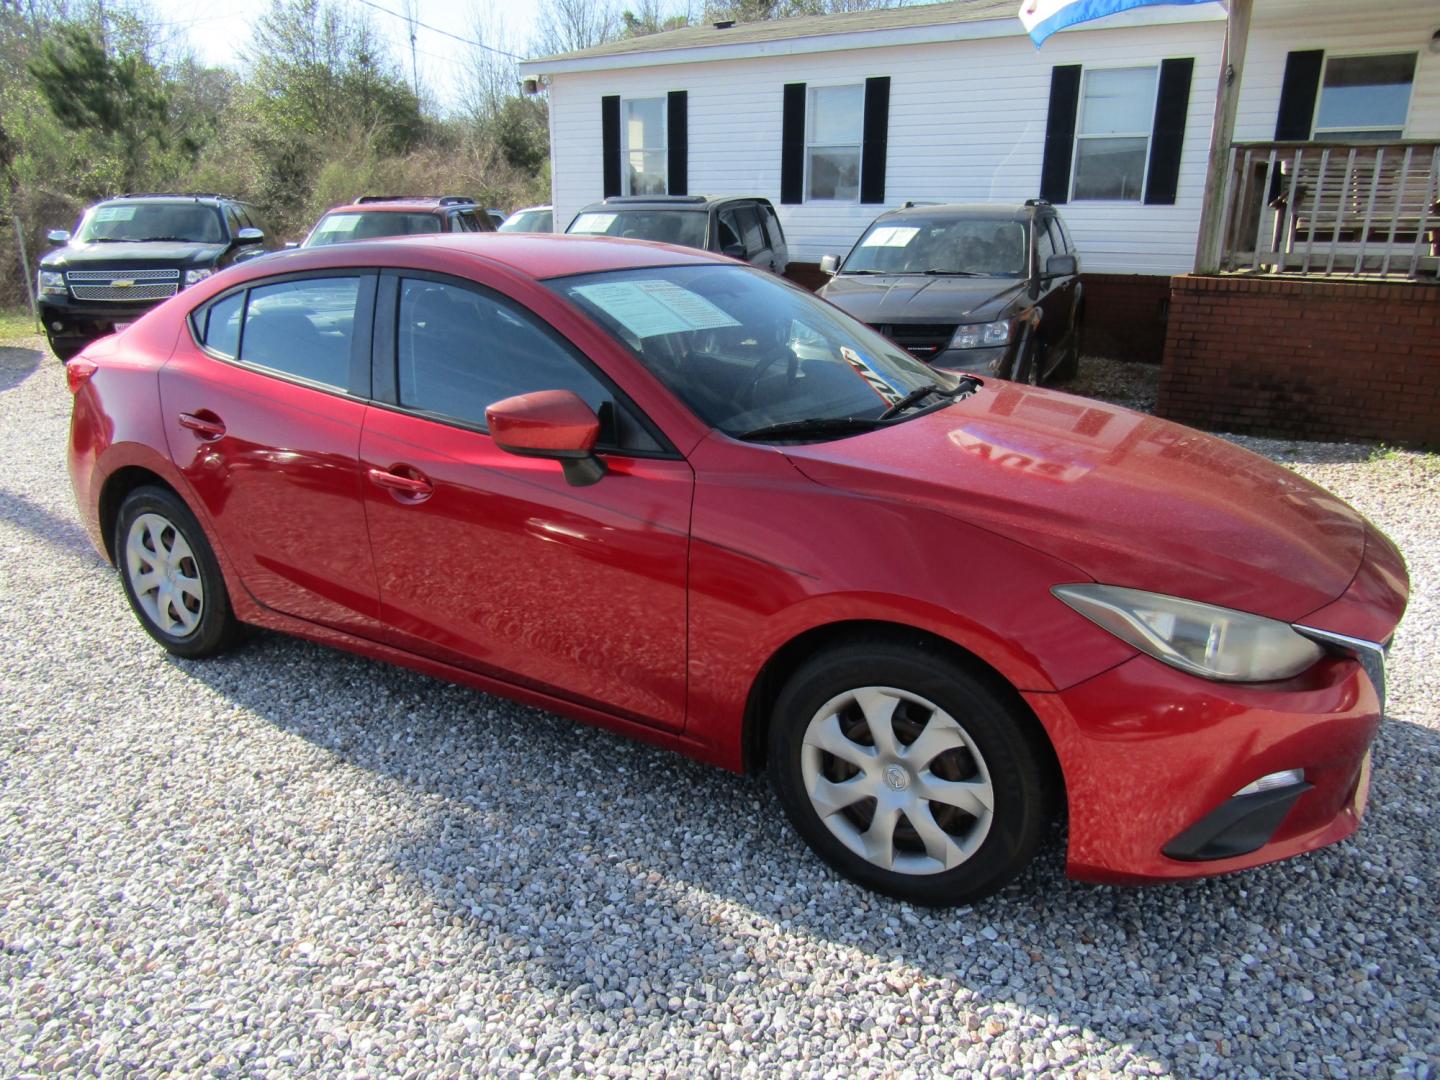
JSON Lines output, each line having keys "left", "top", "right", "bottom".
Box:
{"left": 783, "top": 383, "right": 1367, "bottom": 621}
{"left": 40, "top": 241, "right": 227, "bottom": 269}
{"left": 817, "top": 273, "right": 1027, "bottom": 325}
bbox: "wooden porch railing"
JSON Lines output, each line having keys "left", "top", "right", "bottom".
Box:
{"left": 1217, "top": 140, "right": 1440, "bottom": 279}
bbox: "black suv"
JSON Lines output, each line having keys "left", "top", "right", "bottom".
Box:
{"left": 38, "top": 193, "right": 276, "bottom": 360}
{"left": 566, "top": 195, "right": 789, "bottom": 274}
{"left": 817, "top": 201, "right": 1082, "bottom": 385}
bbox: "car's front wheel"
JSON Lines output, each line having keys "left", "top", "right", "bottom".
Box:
{"left": 767, "top": 639, "right": 1053, "bottom": 905}
{"left": 115, "top": 486, "right": 239, "bottom": 658}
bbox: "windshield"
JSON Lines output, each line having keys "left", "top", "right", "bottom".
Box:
{"left": 842, "top": 217, "right": 1027, "bottom": 276}
{"left": 75, "top": 202, "right": 225, "bottom": 244}
{"left": 500, "top": 209, "right": 552, "bottom": 233}
{"left": 550, "top": 264, "right": 965, "bottom": 439}
{"left": 304, "top": 211, "right": 443, "bottom": 247}
{"left": 566, "top": 209, "right": 708, "bottom": 250}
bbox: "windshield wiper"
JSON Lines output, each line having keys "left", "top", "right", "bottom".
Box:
{"left": 921, "top": 269, "right": 985, "bottom": 276}
{"left": 131, "top": 236, "right": 197, "bottom": 243}
{"left": 735, "top": 416, "right": 885, "bottom": 442}
{"left": 878, "top": 382, "right": 949, "bottom": 420}
{"left": 840, "top": 269, "right": 887, "bottom": 275}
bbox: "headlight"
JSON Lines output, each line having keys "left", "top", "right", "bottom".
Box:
{"left": 951, "top": 320, "right": 1010, "bottom": 349}
{"left": 1052, "top": 584, "right": 1325, "bottom": 682}
{"left": 184, "top": 268, "right": 214, "bottom": 288}
{"left": 38, "top": 270, "right": 66, "bottom": 296}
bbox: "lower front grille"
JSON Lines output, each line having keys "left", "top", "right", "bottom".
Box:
{"left": 869, "top": 323, "right": 958, "bottom": 360}
{"left": 70, "top": 283, "right": 178, "bottom": 302}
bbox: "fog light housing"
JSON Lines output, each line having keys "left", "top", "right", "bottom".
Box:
{"left": 1234, "top": 769, "right": 1305, "bottom": 797}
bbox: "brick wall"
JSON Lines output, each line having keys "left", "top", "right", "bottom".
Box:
{"left": 787, "top": 264, "right": 1173, "bottom": 364}
{"left": 1159, "top": 275, "right": 1440, "bottom": 447}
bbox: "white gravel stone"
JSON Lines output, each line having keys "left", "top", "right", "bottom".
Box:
{"left": 0, "top": 340, "right": 1436, "bottom": 1078}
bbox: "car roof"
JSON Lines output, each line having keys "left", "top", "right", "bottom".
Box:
{"left": 102, "top": 193, "right": 233, "bottom": 205}
{"left": 876, "top": 202, "right": 1045, "bottom": 224}
{"left": 577, "top": 195, "right": 770, "bottom": 213}
{"left": 324, "top": 197, "right": 478, "bottom": 214}
{"left": 508, "top": 205, "right": 553, "bottom": 213}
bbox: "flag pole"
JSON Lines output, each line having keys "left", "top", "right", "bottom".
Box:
{"left": 1193, "top": 0, "right": 1253, "bottom": 274}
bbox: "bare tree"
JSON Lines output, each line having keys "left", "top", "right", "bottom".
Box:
{"left": 532, "top": 0, "right": 620, "bottom": 57}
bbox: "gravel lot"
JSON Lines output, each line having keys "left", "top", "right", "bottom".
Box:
{"left": 1, "top": 339, "right": 1437, "bottom": 1078}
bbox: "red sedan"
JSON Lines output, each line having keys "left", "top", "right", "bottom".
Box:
{"left": 66, "top": 234, "right": 1408, "bottom": 905}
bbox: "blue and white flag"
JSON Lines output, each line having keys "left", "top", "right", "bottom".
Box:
{"left": 1019, "top": 0, "right": 1217, "bottom": 46}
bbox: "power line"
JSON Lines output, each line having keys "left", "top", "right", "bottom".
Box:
{"left": 350, "top": 0, "right": 524, "bottom": 60}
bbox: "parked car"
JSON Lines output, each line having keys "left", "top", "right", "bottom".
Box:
{"left": 37, "top": 193, "right": 275, "bottom": 361}
{"left": 66, "top": 234, "right": 1406, "bottom": 905}
{"left": 499, "top": 205, "right": 554, "bottom": 233}
{"left": 566, "top": 195, "right": 788, "bottom": 274}
{"left": 818, "top": 201, "right": 1082, "bottom": 385}
{"left": 485, "top": 208, "right": 508, "bottom": 229}
{"left": 299, "top": 195, "right": 495, "bottom": 248}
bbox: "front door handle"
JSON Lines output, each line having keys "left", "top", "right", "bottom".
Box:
{"left": 367, "top": 466, "right": 433, "bottom": 502}
{"left": 178, "top": 411, "right": 226, "bottom": 440}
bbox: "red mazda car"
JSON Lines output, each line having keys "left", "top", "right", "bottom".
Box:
{"left": 67, "top": 234, "right": 1407, "bottom": 904}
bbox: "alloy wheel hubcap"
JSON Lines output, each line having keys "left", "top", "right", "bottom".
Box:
{"left": 800, "top": 686, "right": 995, "bottom": 876}
{"left": 125, "top": 512, "right": 204, "bottom": 637}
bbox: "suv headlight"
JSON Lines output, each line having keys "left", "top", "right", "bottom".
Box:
{"left": 1052, "top": 584, "right": 1325, "bottom": 682}
{"left": 184, "top": 268, "right": 214, "bottom": 288}
{"left": 38, "top": 270, "right": 66, "bottom": 297}
{"left": 951, "top": 320, "right": 1010, "bottom": 349}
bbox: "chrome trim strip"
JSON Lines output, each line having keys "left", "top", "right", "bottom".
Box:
{"left": 1294, "top": 625, "right": 1387, "bottom": 715}
{"left": 64, "top": 268, "right": 181, "bottom": 281}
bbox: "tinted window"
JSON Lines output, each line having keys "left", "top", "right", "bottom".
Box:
{"left": 1036, "top": 219, "right": 1056, "bottom": 264}
{"left": 567, "top": 209, "right": 707, "bottom": 250}
{"left": 199, "top": 292, "right": 243, "bottom": 357}
{"left": 842, "top": 217, "right": 1027, "bottom": 276}
{"left": 239, "top": 277, "right": 359, "bottom": 390}
{"left": 499, "top": 209, "right": 553, "bottom": 233}
{"left": 736, "top": 205, "right": 767, "bottom": 257}
{"left": 1053, "top": 215, "right": 1074, "bottom": 253}
{"left": 716, "top": 210, "right": 742, "bottom": 254}
{"left": 305, "top": 211, "right": 443, "bottom": 247}
{"left": 75, "top": 202, "right": 225, "bottom": 244}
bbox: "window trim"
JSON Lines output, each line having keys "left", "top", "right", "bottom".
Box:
{"left": 186, "top": 268, "right": 377, "bottom": 399}
{"left": 1068, "top": 63, "right": 1162, "bottom": 204}
{"left": 372, "top": 268, "right": 679, "bottom": 459}
{"left": 621, "top": 96, "right": 668, "bottom": 198}
{"left": 804, "top": 82, "right": 865, "bottom": 205}
{"left": 1310, "top": 50, "right": 1417, "bottom": 139}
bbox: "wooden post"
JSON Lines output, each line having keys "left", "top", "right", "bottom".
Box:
{"left": 1194, "top": 0, "right": 1254, "bottom": 275}
{"left": 13, "top": 216, "right": 37, "bottom": 326}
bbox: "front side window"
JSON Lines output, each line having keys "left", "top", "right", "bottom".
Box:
{"left": 567, "top": 209, "right": 708, "bottom": 250}
{"left": 624, "top": 97, "right": 667, "bottom": 196}
{"left": 1072, "top": 66, "right": 1159, "bottom": 201}
{"left": 841, "top": 217, "right": 1028, "bottom": 277}
{"left": 304, "top": 211, "right": 443, "bottom": 247}
{"left": 807, "top": 84, "right": 863, "bottom": 202}
{"left": 551, "top": 264, "right": 961, "bottom": 438}
{"left": 239, "top": 277, "right": 360, "bottom": 389}
{"left": 75, "top": 202, "right": 226, "bottom": 244}
{"left": 1314, "top": 53, "right": 1415, "bottom": 140}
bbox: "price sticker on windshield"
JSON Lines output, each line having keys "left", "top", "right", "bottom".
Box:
{"left": 93, "top": 206, "right": 137, "bottom": 222}
{"left": 860, "top": 226, "right": 919, "bottom": 248}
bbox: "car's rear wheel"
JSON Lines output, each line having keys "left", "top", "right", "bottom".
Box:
{"left": 115, "top": 486, "right": 239, "bottom": 658}
{"left": 767, "top": 640, "right": 1052, "bottom": 905}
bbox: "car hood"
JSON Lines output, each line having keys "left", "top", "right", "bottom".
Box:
{"left": 782, "top": 382, "right": 1366, "bottom": 622}
{"left": 40, "top": 242, "right": 226, "bottom": 269}
{"left": 818, "top": 273, "right": 1027, "bottom": 324}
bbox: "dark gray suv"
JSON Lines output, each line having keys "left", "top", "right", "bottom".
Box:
{"left": 566, "top": 195, "right": 789, "bottom": 274}
{"left": 817, "top": 201, "right": 1082, "bottom": 385}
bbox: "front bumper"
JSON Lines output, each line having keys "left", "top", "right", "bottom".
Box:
{"left": 39, "top": 294, "right": 164, "bottom": 344}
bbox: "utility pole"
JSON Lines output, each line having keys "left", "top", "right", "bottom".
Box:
{"left": 403, "top": 0, "right": 420, "bottom": 98}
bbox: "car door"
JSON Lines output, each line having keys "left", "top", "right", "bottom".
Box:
{"left": 759, "top": 202, "right": 789, "bottom": 273}
{"left": 1039, "top": 215, "right": 1079, "bottom": 372}
{"left": 161, "top": 271, "right": 383, "bottom": 635}
{"left": 1032, "top": 215, "right": 1068, "bottom": 373}
{"left": 358, "top": 271, "right": 694, "bottom": 730}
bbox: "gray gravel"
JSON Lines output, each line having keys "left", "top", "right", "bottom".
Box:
{"left": 1, "top": 337, "right": 1437, "bottom": 1078}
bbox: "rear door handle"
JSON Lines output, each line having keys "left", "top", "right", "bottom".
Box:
{"left": 178, "top": 412, "right": 226, "bottom": 439}
{"left": 367, "top": 466, "right": 433, "bottom": 502}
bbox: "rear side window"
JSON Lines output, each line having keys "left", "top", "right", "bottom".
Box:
{"left": 200, "top": 292, "right": 243, "bottom": 357}
{"left": 239, "top": 278, "right": 360, "bottom": 389}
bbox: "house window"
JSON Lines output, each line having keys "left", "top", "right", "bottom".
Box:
{"left": 624, "top": 98, "right": 667, "bottom": 196}
{"left": 1071, "top": 66, "right": 1159, "bottom": 202}
{"left": 1314, "top": 53, "right": 1415, "bottom": 140}
{"left": 807, "top": 84, "right": 863, "bottom": 202}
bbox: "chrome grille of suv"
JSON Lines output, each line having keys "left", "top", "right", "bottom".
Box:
{"left": 869, "top": 323, "right": 958, "bottom": 361}
{"left": 66, "top": 268, "right": 180, "bottom": 302}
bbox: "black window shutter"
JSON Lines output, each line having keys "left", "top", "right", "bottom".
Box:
{"left": 667, "top": 90, "right": 687, "bottom": 196}
{"left": 1144, "top": 57, "right": 1194, "bottom": 206}
{"left": 1275, "top": 50, "right": 1323, "bottom": 140}
{"left": 601, "top": 95, "right": 621, "bottom": 198}
{"left": 781, "top": 83, "right": 806, "bottom": 205}
{"left": 860, "top": 76, "right": 890, "bottom": 205}
{"left": 1040, "top": 65, "right": 1082, "bottom": 204}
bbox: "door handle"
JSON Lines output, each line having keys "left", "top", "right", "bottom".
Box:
{"left": 367, "top": 466, "right": 433, "bottom": 501}
{"left": 178, "top": 412, "right": 226, "bottom": 439}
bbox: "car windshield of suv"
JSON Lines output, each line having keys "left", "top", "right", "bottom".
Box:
{"left": 566, "top": 210, "right": 708, "bottom": 250}
{"left": 75, "top": 203, "right": 225, "bottom": 244}
{"left": 499, "top": 209, "right": 553, "bottom": 233}
{"left": 551, "top": 264, "right": 967, "bottom": 440}
{"left": 842, "top": 217, "right": 1027, "bottom": 277}
{"left": 304, "top": 211, "right": 443, "bottom": 247}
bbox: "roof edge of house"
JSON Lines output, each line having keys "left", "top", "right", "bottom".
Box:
{"left": 518, "top": 4, "right": 1226, "bottom": 77}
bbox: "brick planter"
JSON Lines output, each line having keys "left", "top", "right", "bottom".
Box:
{"left": 1158, "top": 275, "right": 1440, "bottom": 448}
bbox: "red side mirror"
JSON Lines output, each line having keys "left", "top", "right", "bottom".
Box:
{"left": 485, "top": 390, "right": 606, "bottom": 486}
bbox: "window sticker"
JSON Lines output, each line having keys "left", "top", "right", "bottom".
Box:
{"left": 316, "top": 214, "right": 361, "bottom": 234}
{"left": 860, "top": 226, "right": 920, "bottom": 248}
{"left": 573, "top": 279, "right": 742, "bottom": 339}
{"left": 571, "top": 213, "right": 618, "bottom": 234}
{"left": 92, "top": 206, "right": 137, "bottom": 222}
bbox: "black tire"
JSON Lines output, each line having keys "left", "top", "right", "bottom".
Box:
{"left": 767, "top": 639, "right": 1053, "bottom": 906}
{"left": 1051, "top": 315, "right": 1082, "bottom": 383}
{"left": 114, "top": 486, "right": 239, "bottom": 658}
